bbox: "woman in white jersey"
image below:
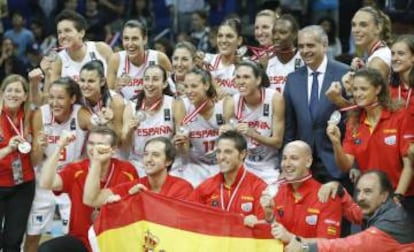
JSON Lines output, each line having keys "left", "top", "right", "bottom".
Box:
{"left": 107, "top": 20, "right": 172, "bottom": 101}
{"left": 78, "top": 60, "right": 125, "bottom": 139}
{"left": 25, "top": 77, "right": 91, "bottom": 252}
{"left": 172, "top": 68, "right": 225, "bottom": 187}
{"left": 221, "top": 61, "right": 284, "bottom": 184}
{"left": 351, "top": 6, "right": 392, "bottom": 76}
{"left": 266, "top": 14, "right": 303, "bottom": 93}
{"left": 199, "top": 18, "right": 243, "bottom": 97}
{"left": 48, "top": 10, "right": 112, "bottom": 88}
{"left": 328, "top": 7, "right": 392, "bottom": 107}
{"left": 122, "top": 65, "right": 185, "bottom": 176}
{"left": 169, "top": 41, "right": 197, "bottom": 99}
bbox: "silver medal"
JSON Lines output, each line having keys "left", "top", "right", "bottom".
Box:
{"left": 18, "top": 142, "right": 32, "bottom": 154}
{"left": 328, "top": 110, "right": 342, "bottom": 125}
{"left": 90, "top": 114, "right": 102, "bottom": 126}
{"left": 229, "top": 118, "right": 238, "bottom": 129}
{"left": 135, "top": 110, "right": 147, "bottom": 122}
{"left": 237, "top": 46, "right": 248, "bottom": 57}
{"left": 177, "top": 126, "right": 190, "bottom": 136}
{"left": 120, "top": 72, "right": 132, "bottom": 85}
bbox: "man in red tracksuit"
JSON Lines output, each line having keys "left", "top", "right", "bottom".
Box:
{"left": 286, "top": 170, "right": 414, "bottom": 252}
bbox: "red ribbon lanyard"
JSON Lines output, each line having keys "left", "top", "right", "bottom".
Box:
{"left": 182, "top": 99, "right": 210, "bottom": 125}
{"left": 5, "top": 115, "right": 25, "bottom": 140}
{"left": 140, "top": 97, "right": 163, "bottom": 111}
{"left": 124, "top": 51, "right": 148, "bottom": 76}
{"left": 235, "top": 88, "right": 265, "bottom": 121}
{"left": 220, "top": 169, "right": 246, "bottom": 211}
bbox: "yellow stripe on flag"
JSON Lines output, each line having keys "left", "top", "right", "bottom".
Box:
{"left": 93, "top": 191, "right": 283, "bottom": 251}
{"left": 97, "top": 221, "right": 282, "bottom": 252}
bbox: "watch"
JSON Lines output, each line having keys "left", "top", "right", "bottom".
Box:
{"left": 295, "top": 236, "right": 310, "bottom": 252}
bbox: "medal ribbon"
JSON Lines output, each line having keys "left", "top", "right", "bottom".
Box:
{"left": 124, "top": 51, "right": 148, "bottom": 76}
{"left": 277, "top": 173, "right": 312, "bottom": 185}
{"left": 398, "top": 85, "right": 412, "bottom": 108}
{"left": 338, "top": 101, "right": 379, "bottom": 112}
{"left": 182, "top": 99, "right": 210, "bottom": 125}
{"left": 101, "top": 162, "right": 115, "bottom": 188}
{"left": 368, "top": 40, "right": 386, "bottom": 57}
{"left": 220, "top": 169, "right": 246, "bottom": 211}
{"left": 140, "top": 97, "right": 163, "bottom": 111}
{"left": 235, "top": 88, "right": 265, "bottom": 121}
{"left": 5, "top": 115, "right": 25, "bottom": 141}
{"left": 246, "top": 45, "right": 295, "bottom": 61}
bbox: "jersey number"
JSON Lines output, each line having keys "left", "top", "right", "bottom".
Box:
{"left": 203, "top": 140, "right": 215, "bottom": 153}
{"left": 59, "top": 148, "right": 67, "bottom": 162}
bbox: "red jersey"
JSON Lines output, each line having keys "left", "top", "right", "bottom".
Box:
{"left": 55, "top": 158, "right": 138, "bottom": 251}
{"left": 0, "top": 109, "right": 34, "bottom": 186}
{"left": 273, "top": 178, "right": 342, "bottom": 239}
{"left": 342, "top": 109, "right": 414, "bottom": 196}
{"left": 316, "top": 227, "right": 414, "bottom": 252}
{"left": 111, "top": 174, "right": 193, "bottom": 200}
{"left": 189, "top": 166, "right": 266, "bottom": 216}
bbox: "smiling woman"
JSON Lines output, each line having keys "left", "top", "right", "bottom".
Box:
{"left": 121, "top": 65, "right": 184, "bottom": 177}
{"left": 25, "top": 76, "right": 91, "bottom": 252}
{"left": 326, "top": 68, "right": 414, "bottom": 209}
{"left": 0, "top": 75, "right": 35, "bottom": 252}
{"left": 201, "top": 18, "right": 243, "bottom": 97}
{"left": 46, "top": 10, "right": 113, "bottom": 93}
{"left": 78, "top": 60, "right": 125, "bottom": 139}
{"left": 221, "top": 60, "right": 284, "bottom": 184}
{"left": 106, "top": 20, "right": 172, "bottom": 100}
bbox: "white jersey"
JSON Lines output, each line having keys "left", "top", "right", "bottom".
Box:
{"left": 233, "top": 88, "right": 280, "bottom": 184}
{"left": 171, "top": 101, "right": 224, "bottom": 187}
{"left": 117, "top": 49, "right": 159, "bottom": 100}
{"left": 130, "top": 95, "right": 174, "bottom": 176}
{"left": 59, "top": 41, "right": 107, "bottom": 81}
{"left": 41, "top": 104, "right": 87, "bottom": 168}
{"left": 28, "top": 104, "right": 88, "bottom": 235}
{"left": 203, "top": 53, "right": 237, "bottom": 95}
{"left": 266, "top": 51, "right": 303, "bottom": 93}
{"left": 367, "top": 46, "right": 391, "bottom": 67}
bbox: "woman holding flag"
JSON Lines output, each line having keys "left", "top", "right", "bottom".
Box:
{"left": 220, "top": 61, "right": 284, "bottom": 184}
{"left": 122, "top": 65, "right": 184, "bottom": 177}
{"left": 172, "top": 68, "right": 225, "bottom": 187}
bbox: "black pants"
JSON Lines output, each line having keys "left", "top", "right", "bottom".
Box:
{"left": 0, "top": 180, "right": 35, "bottom": 252}
{"left": 38, "top": 235, "right": 88, "bottom": 252}
{"left": 402, "top": 195, "right": 414, "bottom": 225}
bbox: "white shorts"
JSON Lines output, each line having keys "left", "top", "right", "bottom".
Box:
{"left": 26, "top": 184, "right": 71, "bottom": 235}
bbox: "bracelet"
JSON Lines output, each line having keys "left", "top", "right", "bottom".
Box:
{"left": 394, "top": 193, "right": 404, "bottom": 202}
{"left": 295, "top": 236, "right": 310, "bottom": 252}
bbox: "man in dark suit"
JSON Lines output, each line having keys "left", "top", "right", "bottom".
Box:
{"left": 284, "top": 25, "right": 349, "bottom": 184}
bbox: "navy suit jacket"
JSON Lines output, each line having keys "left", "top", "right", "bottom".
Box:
{"left": 284, "top": 60, "right": 349, "bottom": 178}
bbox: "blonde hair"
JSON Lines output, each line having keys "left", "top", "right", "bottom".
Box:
{"left": 0, "top": 75, "right": 31, "bottom": 136}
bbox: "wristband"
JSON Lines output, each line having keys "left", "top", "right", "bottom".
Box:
{"left": 394, "top": 193, "right": 404, "bottom": 202}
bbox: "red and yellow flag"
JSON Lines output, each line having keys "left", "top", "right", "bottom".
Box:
{"left": 92, "top": 191, "right": 283, "bottom": 251}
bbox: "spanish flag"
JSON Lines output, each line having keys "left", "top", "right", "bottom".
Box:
{"left": 91, "top": 191, "right": 283, "bottom": 251}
